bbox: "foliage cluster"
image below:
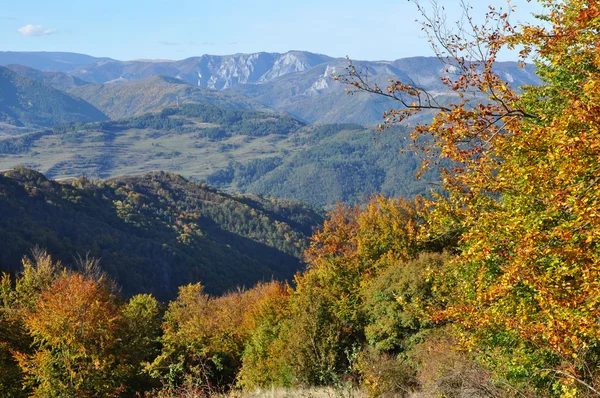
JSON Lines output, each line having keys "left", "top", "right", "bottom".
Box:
{"left": 1, "top": 196, "right": 464, "bottom": 397}
{"left": 338, "top": 0, "right": 600, "bottom": 394}
{"left": 0, "top": 249, "right": 161, "bottom": 397}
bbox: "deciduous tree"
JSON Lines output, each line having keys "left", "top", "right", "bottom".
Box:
{"left": 339, "top": 0, "right": 600, "bottom": 394}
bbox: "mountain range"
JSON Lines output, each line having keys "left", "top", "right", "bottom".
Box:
{"left": 0, "top": 50, "right": 540, "bottom": 125}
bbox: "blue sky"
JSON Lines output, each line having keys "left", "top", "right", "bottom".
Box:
{"left": 0, "top": 0, "right": 542, "bottom": 61}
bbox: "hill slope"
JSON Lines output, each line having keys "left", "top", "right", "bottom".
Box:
{"left": 205, "top": 123, "right": 440, "bottom": 207}
{"left": 0, "top": 66, "right": 108, "bottom": 128}
{"left": 68, "top": 75, "right": 272, "bottom": 119}
{"left": 0, "top": 167, "right": 323, "bottom": 300}
{"left": 5, "top": 64, "right": 90, "bottom": 91}
{"left": 0, "top": 103, "right": 305, "bottom": 179}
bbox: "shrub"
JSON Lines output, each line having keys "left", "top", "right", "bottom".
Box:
{"left": 355, "top": 347, "right": 416, "bottom": 398}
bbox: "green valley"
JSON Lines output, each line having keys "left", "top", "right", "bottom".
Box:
{"left": 0, "top": 103, "right": 439, "bottom": 207}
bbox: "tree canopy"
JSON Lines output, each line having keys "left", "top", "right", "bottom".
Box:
{"left": 340, "top": 0, "right": 600, "bottom": 394}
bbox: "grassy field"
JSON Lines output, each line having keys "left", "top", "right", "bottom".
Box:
{"left": 0, "top": 123, "right": 309, "bottom": 180}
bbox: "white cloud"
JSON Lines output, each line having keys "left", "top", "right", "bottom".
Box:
{"left": 17, "top": 24, "right": 57, "bottom": 37}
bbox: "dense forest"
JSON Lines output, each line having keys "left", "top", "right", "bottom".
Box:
{"left": 0, "top": 167, "right": 322, "bottom": 300}
{"left": 2, "top": 0, "right": 600, "bottom": 397}
{"left": 205, "top": 123, "right": 440, "bottom": 207}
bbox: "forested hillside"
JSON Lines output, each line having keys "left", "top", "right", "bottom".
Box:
{"left": 206, "top": 123, "right": 439, "bottom": 206}
{"left": 0, "top": 104, "right": 304, "bottom": 179}
{"left": 0, "top": 167, "right": 322, "bottom": 300}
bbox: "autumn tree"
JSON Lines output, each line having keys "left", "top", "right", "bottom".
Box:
{"left": 118, "top": 293, "right": 163, "bottom": 394}
{"left": 339, "top": 0, "right": 600, "bottom": 394}
{"left": 1, "top": 250, "right": 162, "bottom": 397}
{"left": 15, "top": 273, "right": 125, "bottom": 397}
{"left": 277, "top": 196, "right": 440, "bottom": 387}
{"left": 237, "top": 282, "right": 291, "bottom": 390}
{"left": 150, "top": 281, "right": 288, "bottom": 394}
{"left": 0, "top": 249, "right": 63, "bottom": 397}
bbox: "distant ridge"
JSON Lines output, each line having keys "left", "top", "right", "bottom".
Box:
{"left": 70, "top": 51, "right": 334, "bottom": 88}
{"left": 67, "top": 74, "right": 272, "bottom": 119}
{"left": 65, "top": 51, "right": 539, "bottom": 124}
{"left": 0, "top": 51, "right": 114, "bottom": 72}
{"left": 2, "top": 50, "right": 540, "bottom": 124}
{"left": 0, "top": 66, "right": 108, "bottom": 128}
{"left": 5, "top": 64, "right": 90, "bottom": 91}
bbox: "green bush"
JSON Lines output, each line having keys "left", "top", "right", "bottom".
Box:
{"left": 361, "top": 252, "right": 452, "bottom": 354}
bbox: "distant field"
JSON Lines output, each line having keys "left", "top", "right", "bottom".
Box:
{"left": 0, "top": 126, "right": 307, "bottom": 180}
{"left": 0, "top": 104, "right": 439, "bottom": 206}
{"left": 0, "top": 104, "right": 308, "bottom": 180}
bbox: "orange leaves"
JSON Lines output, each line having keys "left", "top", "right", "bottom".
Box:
{"left": 339, "top": 0, "right": 600, "bottom": 391}
{"left": 422, "top": 0, "right": 600, "bottom": 388}
{"left": 575, "top": 2, "right": 600, "bottom": 25}
{"left": 306, "top": 202, "right": 360, "bottom": 266}
{"left": 305, "top": 196, "right": 427, "bottom": 284}
{"left": 26, "top": 274, "right": 118, "bottom": 349}
{"left": 2, "top": 251, "right": 162, "bottom": 396}
{"left": 16, "top": 272, "right": 126, "bottom": 397}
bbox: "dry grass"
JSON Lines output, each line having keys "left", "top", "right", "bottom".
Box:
{"left": 225, "top": 387, "right": 367, "bottom": 398}
{"left": 150, "top": 387, "right": 368, "bottom": 398}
